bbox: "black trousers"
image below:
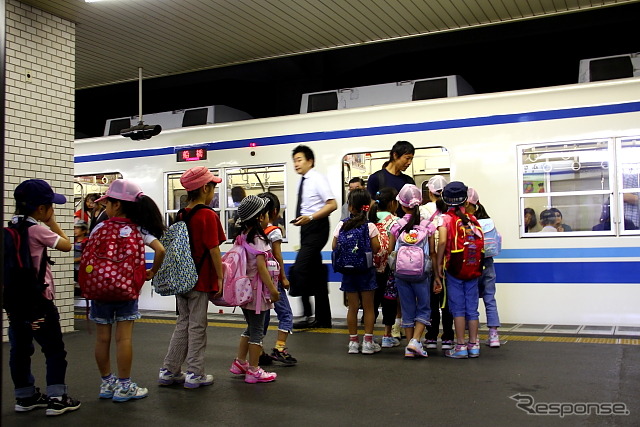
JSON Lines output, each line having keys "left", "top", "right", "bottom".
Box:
{"left": 290, "top": 218, "right": 332, "bottom": 324}
{"left": 425, "top": 277, "right": 454, "bottom": 341}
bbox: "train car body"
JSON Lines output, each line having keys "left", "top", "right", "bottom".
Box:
{"left": 75, "top": 78, "right": 640, "bottom": 327}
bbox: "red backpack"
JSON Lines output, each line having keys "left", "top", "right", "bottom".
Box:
{"left": 373, "top": 214, "right": 395, "bottom": 273}
{"left": 79, "top": 217, "right": 147, "bottom": 301}
{"left": 444, "top": 210, "right": 484, "bottom": 280}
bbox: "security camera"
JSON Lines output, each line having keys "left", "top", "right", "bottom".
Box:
{"left": 120, "top": 122, "right": 162, "bottom": 140}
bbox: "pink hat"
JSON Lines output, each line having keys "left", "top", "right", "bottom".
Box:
{"left": 95, "top": 179, "right": 144, "bottom": 203}
{"left": 180, "top": 166, "right": 222, "bottom": 191}
{"left": 396, "top": 184, "right": 422, "bottom": 208}
{"left": 427, "top": 175, "right": 448, "bottom": 195}
{"left": 467, "top": 187, "right": 479, "bottom": 205}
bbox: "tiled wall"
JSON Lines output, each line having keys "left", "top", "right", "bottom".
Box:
{"left": 3, "top": 0, "right": 75, "bottom": 339}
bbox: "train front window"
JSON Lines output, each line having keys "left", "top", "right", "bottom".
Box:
{"left": 224, "top": 165, "right": 287, "bottom": 241}
{"left": 164, "top": 169, "right": 221, "bottom": 225}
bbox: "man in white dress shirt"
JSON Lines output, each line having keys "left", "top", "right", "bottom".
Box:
{"left": 290, "top": 145, "right": 337, "bottom": 329}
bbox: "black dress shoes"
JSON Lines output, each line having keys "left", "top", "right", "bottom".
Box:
{"left": 293, "top": 318, "right": 332, "bottom": 329}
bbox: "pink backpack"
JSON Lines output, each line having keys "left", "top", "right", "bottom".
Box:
{"left": 393, "top": 218, "right": 435, "bottom": 282}
{"left": 209, "top": 234, "right": 279, "bottom": 314}
{"left": 79, "top": 217, "right": 147, "bottom": 301}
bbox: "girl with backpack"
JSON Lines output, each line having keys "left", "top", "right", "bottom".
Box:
{"left": 390, "top": 184, "right": 440, "bottom": 358}
{"left": 368, "top": 187, "right": 400, "bottom": 348}
{"left": 435, "top": 181, "right": 484, "bottom": 359}
{"left": 83, "top": 179, "right": 166, "bottom": 402}
{"left": 229, "top": 195, "right": 281, "bottom": 383}
{"left": 332, "top": 189, "right": 382, "bottom": 354}
{"left": 466, "top": 188, "right": 502, "bottom": 348}
{"left": 159, "top": 166, "right": 225, "bottom": 389}
{"left": 258, "top": 192, "right": 297, "bottom": 365}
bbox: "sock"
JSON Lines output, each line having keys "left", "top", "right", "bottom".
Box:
{"left": 275, "top": 340, "right": 286, "bottom": 351}
{"left": 349, "top": 334, "right": 358, "bottom": 342}
{"left": 102, "top": 373, "right": 115, "bottom": 381}
{"left": 118, "top": 378, "right": 131, "bottom": 387}
{"left": 364, "top": 334, "right": 373, "bottom": 343}
{"left": 394, "top": 318, "right": 401, "bottom": 325}
{"left": 49, "top": 396, "right": 62, "bottom": 401}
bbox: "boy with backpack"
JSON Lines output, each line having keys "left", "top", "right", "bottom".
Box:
{"left": 332, "top": 189, "right": 382, "bottom": 354}
{"left": 435, "top": 181, "right": 485, "bottom": 359}
{"left": 390, "top": 184, "right": 440, "bottom": 358}
{"left": 4, "top": 179, "right": 80, "bottom": 416}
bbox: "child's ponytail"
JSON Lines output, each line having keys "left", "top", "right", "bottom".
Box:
{"left": 400, "top": 206, "right": 420, "bottom": 234}
{"left": 368, "top": 187, "right": 398, "bottom": 223}
{"left": 343, "top": 189, "right": 371, "bottom": 232}
{"left": 119, "top": 195, "right": 166, "bottom": 239}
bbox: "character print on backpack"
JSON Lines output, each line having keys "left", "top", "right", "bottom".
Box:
{"left": 79, "top": 217, "right": 147, "bottom": 301}
{"left": 393, "top": 218, "right": 434, "bottom": 282}
{"left": 445, "top": 211, "right": 484, "bottom": 280}
{"left": 332, "top": 221, "right": 373, "bottom": 274}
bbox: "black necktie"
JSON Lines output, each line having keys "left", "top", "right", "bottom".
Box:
{"left": 296, "top": 177, "right": 305, "bottom": 218}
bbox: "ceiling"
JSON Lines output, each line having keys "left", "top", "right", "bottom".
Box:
{"left": 20, "top": 0, "right": 640, "bottom": 90}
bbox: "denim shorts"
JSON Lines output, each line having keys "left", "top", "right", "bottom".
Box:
{"left": 89, "top": 300, "right": 141, "bottom": 324}
{"left": 339, "top": 268, "right": 377, "bottom": 293}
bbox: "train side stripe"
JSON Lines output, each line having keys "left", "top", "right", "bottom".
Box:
{"left": 75, "top": 101, "right": 640, "bottom": 163}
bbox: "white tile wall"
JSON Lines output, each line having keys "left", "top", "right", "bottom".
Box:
{"left": 3, "top": 0, "right": 76, "bottom": 340}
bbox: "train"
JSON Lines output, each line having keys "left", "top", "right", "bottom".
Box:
{"left": 74, "top": 77, "right": 640, "bottom": 327}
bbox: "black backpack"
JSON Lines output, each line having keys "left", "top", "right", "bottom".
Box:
{"left": 3, "top": 219, "right": 51, "bottom": 320}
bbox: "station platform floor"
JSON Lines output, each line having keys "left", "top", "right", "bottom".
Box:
{"left": 2, "top": 310, "right": 639, "bottom": 427}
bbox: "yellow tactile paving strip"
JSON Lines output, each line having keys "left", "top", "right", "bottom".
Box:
{"left": 74, "top": 315, "right": 640, "bottom": 346}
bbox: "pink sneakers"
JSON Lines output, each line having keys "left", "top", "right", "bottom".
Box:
{"left": 229, "top": 358, "right": 249, "bottom": 375}
{"left": 245, "top": 367, "right": 277, "bottom": 384}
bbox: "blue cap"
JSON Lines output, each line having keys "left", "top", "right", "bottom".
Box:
{"left": 14, "top": 179, "right": 66, "bottom": 212}
{"left": 442, "top": 181, "right": 468, "bottom": 206}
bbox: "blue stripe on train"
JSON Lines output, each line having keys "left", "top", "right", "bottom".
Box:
{"left": 75, "top": 101, "right": 640, "bottom": 163}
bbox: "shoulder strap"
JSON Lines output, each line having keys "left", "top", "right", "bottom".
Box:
{"left": 10, "top": 221, "right": 49, "bottom": 284}
{"left": 263, "top": 225, "right": 279, "bottom": 235}
{"left": 182, "top": 204, "right": 215, "bottom": 273}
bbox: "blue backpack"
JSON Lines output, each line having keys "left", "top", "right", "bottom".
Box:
{"left": 478, "top": 218, "right": 502, "bottom": 258}
{"left": 332, "top": 220, "right": 373, "bottom": 274}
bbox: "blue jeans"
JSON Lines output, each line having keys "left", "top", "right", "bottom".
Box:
{"left": 242, "top": 308, "right": 268, "bottom": 345}
{"left": 445, "top": 271, "right": 479, "bottom": 320}
{"left": 263, "top": 282, "right": 294, "bottom": 335}
{"left": 395, "top": 275, "right": 431, "bottom": 328}
{"left": 479, "top": 257, "right": 501, "bottom": 327}
{"left": 8, "top": 301, "right": 68, "bottom": 398}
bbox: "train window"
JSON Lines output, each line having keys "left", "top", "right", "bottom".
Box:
{"left": 520, "top": 139, "right": 615, "bottom": 235}
{"left": 224, "top": 165, "right": 287, "bottom": 241}
{"left": 164, "top": 169, "right": 221, "bottom": 225}
{"left": 74, "top": 173, "right": 123, "bottom": 219}
{"left": 618, "top": 137, "right": 640, "bottom": 233}
{"left": 341, "top": 147, "right": 450, "bottom": 211}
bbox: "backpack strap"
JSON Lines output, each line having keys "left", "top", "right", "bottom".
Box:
{"left": 182, "top": 204, "right": 215, "bottom": 273}
{"left": 10, "top": 221, "right": 49, "bottom": 289}
{"left": 263, "top": 225, "right": 279, "bottom": 236}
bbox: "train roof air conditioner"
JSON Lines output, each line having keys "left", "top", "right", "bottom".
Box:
{"left": 578, "top": 53, "right": 640, "bottom": 83}
{"left": 104, "top": 105, "right": 252, "bottom": 136}
{"left": 300, "top": 75, "right": 474, "bottom": 114}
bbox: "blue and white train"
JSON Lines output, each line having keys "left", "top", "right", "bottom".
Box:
{"left": 74, "top": 78, "right": 640, "bottom": 327}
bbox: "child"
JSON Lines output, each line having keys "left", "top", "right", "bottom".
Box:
{"left": 390, "top": 184, "right": 440, "bottom": 358}
{"left": 258, "top": 192, "right": 297, "bottom": 365}
{"left": 87, "top": 179, "right": 166, "bottom": 401}
{"left": 6, "top": 179, "right": 80, "bottom": 416}
{"left": 333, "top": 189, "right": 381, "bottom": 354}
{"left": 419, "top": 175, "right": 455, "bottom": 351}
{"left": 229, "top": 195, "right": 281, "bottom": 383}
{"left": 435, "top": 181, "right": 483, "bottom": 359}
{"left": 159, "top": 166, "right": 225, "bottom": 388}
{"left": 466, "top": 188, "right": 502, "bottom": 348}
{"left": 368, "top": 187, "right": 400, "bottom": 348}
{"left": 73, "top": 220, "right": 89, "bottom": 296}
